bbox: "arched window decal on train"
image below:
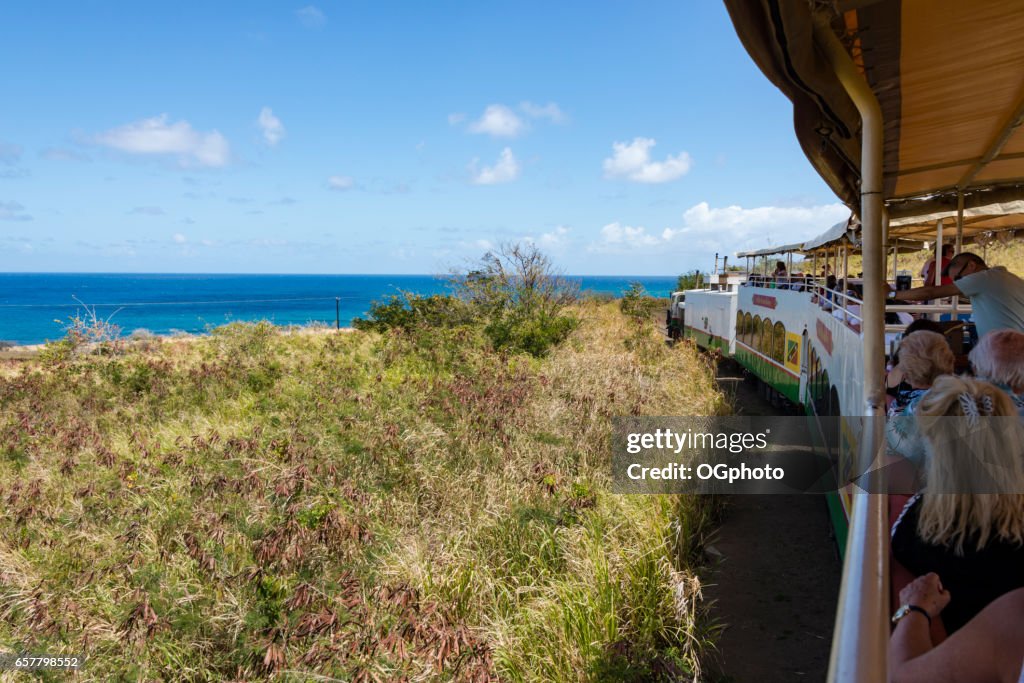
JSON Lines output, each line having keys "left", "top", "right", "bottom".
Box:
{"left": 761, "top": 317, "right": 773, "bottom": 355}
{"left": 772, "top": 321, "right": 786, "bottom": 363}
{"left": 743, "top": 313, "right": 752, "bottom": 344}
{"left": 752, "top": 315, "right": 761, "bottom": 349}
{"left": 736, "top": 311, "right": 744, "bottom": 341}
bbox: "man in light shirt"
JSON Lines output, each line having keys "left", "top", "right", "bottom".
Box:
{"left": 889, "top": 253, "right": 1024, "bottom": 337}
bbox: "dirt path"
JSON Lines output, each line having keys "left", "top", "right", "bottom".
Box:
{"left": 703, "top": 361, "right": 842, "bottom": 682}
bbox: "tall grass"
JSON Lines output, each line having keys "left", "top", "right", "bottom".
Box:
{"left": 0, "top": 302, "right": 724, "bottom": 681}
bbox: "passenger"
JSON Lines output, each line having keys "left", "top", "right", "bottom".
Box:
{"left": 889, "top": 253, "right": 1024, "bottom": 337}
{"left": 889, "top": 574, "right": 1024, "bottom": 683}
{"left": 891, "top": 376, "right": 1024, "bottom": 634}
{"left": 968, "top": 329, "right": 1024, "bottom": 416}
{"left": 885, "top": 331, "right": 955, "bottom": 465}
{"left": 887, "top": 321, "right": 947, "bottom": 404}
{"left": 773, "top": 260, "right": 787, "bottom": 278}
{"left": 920, "top": 243, "right": 955, "bottom": 286}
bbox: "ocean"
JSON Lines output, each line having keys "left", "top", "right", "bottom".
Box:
{"left": 0, "top": 273, "right": 679, "bottom": 345}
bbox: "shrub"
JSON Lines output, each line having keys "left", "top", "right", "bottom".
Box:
{"left": 676, "top": 270, "right": 705, "bottom": 291}
{"left": 456, "top": 243, "right": 579, "bottom": 357}
{"left": 0, "top": 340, "right": 14, "bottom": 351}
{"left": 352, "top": 293, "right": 474, "bottom": 333}
{"left": 620, "top": 282, "right": 660, "bottom": 320}
{"left": 356, "top": 243, "right": 580, "bottom": 357}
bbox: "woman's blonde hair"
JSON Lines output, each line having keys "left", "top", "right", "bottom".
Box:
{"left": 897, "top": 330, "right": 954, "bottom": 387}
{"left": 914, "top": 375, "right": 1024, "bottom": 553}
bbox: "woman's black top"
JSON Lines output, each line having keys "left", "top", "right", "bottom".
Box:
{"left": 892, "top": 494, "right": 1024, "bottom": 633}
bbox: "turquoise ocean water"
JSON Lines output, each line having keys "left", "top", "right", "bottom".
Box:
{"left": 0, "top": 273, "right": 679, "bottom": 345}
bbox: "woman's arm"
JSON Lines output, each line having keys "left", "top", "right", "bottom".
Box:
{"left": 890, "top": 577, "right": 1024, "bottom": 683}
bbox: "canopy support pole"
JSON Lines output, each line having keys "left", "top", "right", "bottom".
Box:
{"left": 933, "top": 219, "right": 944, "bottom": 321}
{"left": 955, "top": 191, "right": 965, "bottom": 253}
{"left": 813, "top": 15, "right": 889, "bottom": 683}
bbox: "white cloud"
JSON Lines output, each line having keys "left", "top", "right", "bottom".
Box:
{"left": 172, "top": 233, "right": 187, "bottom": 244}
{"left": 257, "top": 107, "right": 285, "bottom": 146}
{"left": 591, "top": 222, "right": 660, "bottom": 251}
{"left": 520, "top": 101, "right": 566, "bottom": 124}
{"left": 0, "top": 142, "right": 23, "bottom": 165}
{"left": 475, "top": 239, "right": 494, "bottom": 251}
{"left": 93, "top": 114, "right": 230, "bottom": 168}
{"left": 40, "top": 147, "right": 91, "bottom": 162}
{"left": 661, "top": 201, "right": 848, "bottom": 252}
{"left": 468, "top": 105, "right": 525, "bottom": 138}
{"left": 447, "top": 113, "right": 466, "bottom": 126}
{"left": 296, "top": 5, "right": 326, "bottom": 28}
{"left": 539, "top": 225, "right": 570, "bottom": 247}
{"left": 327, "top": 175, "right": 355, "bottom": 191}
{"left": 602, "top": 137, "right": 691, "bottom": 183}
{"left": 0, "top": 200, "right": 31, "bottom": 222}
{"left": 469, "top": 147, "right": 520, "bottom": 185}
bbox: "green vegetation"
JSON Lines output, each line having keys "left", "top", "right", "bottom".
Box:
{"left": 355, "top": 243, "right": 580, "bottom": 358}
{"left": 676, "top": 271, "right": 705, "bottom": 291}
{"left": 0, "top": 296, "right": 725, "bottom": 680}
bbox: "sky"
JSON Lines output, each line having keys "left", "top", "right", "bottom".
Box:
{"left": 0, "top": 2, "right": 849, "bottom": 276}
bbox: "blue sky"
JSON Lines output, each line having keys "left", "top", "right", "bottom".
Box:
{"left": 0, "top": 2, "right": 847, "bottom": 275}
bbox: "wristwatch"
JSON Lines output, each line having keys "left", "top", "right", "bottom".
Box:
{"left": 887, "top": 290, "right": 898, "bottom": 301}
{"left": 891, "top": 604, "right": 931, "bottom": 626}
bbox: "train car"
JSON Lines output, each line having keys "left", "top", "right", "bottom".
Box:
{"left": 715, "top": 2, "right": 1024, "bottom": 679}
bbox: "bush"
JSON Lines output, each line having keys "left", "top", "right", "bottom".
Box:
{"left": 457, "top": 243, "right": 579, "bottom": 357}
{"left": 0, "top": 340, "right": 14, "bottom": 351}
{"left": 620, "top": 282, "right": 660, "bottom": 320}
{"left": 676, "top": 270, "right": 705, "bottom": 291}
{"left": 356, "top": 243, "right": 579, "bottom": 357}
{"left": 352, "top": 293, "right": 474, "bottom": 333}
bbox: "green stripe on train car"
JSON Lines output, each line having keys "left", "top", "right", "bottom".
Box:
{"left": 683, "top": 328, "right": 731, "bottom": 355}
{"left": 733, "top": 346, "right": 800, "bottom": 403}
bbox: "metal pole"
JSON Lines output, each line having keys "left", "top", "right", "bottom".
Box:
{"left": 335, "top": 297, "right": 340, "bottom": 330}
{"left": 934, "top": 219, "right": 944, "bottom": 286}
{"left": 814, "top": 15, "right": 888, "bottom": 683}
{"left": 955, "top": 191, "right": 965, "bottom": 253}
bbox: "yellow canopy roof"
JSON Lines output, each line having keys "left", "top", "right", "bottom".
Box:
{"left": 723, "top": 0, "right": 1024, "bottom": 220}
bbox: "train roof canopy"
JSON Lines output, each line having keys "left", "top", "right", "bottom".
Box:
{"left": 723, "top": 0, "right": 1024, "bottom": 220}
{"left": 735, "top": 242, "right": 806, "bottom": 258}
{"left": 887, "top": 199, "right": 1024, "bottom": 242}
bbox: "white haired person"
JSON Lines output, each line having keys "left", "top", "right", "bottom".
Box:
{"left": 891, "top": 376, "right": 1024, "bottom": 635}
{"left": 888, "top": 574, "right": 1024, "bottom": 683}
{"left": 969, "top": 329, "right": 1024, "bottom": 417}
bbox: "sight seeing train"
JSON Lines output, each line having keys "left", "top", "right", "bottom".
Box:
{"left": 684, "top": 2, "right": 1024, "bottom": 681}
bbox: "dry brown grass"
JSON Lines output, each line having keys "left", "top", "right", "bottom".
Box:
{"left": 0, "top": 304, "right": 724, "bottom": 681}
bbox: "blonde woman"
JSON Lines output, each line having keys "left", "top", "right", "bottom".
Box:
{"left": 886, "top": 331, "right": 956, "bottom": 465}
{"left": 891, "top": 376, "right": 1024, "bottom": 634}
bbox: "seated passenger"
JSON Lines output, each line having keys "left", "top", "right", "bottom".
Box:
{"left": 887, "top": 321, "right": 948, "bottom": 402}
{"left": 891, "top": 376, "right": 1024, "bottom": 634}
{"left": 968, "top": 329, "right": 1024, "bottom": 417}
{"left": 885, "top": 331, "right": 955, "bottom": 465}
{"left": 889, "top": 574, "right": 1024, "bottom": 683}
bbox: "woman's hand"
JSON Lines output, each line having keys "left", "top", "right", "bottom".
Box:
{"left": 899, "top": 573, "right": 950, "bottom": 618}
